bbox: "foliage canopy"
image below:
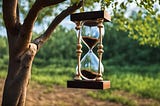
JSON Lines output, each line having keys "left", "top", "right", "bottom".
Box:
{"left": 0, "top": 0, "right": 160, "bottom": 47}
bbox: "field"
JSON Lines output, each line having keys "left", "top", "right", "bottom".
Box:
{"left": 0, "top": 63, "right": 160, "bottom": 106}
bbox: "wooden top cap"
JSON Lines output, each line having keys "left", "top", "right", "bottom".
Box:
{"left": 71, "top": 11, "right": 111, "bottom": 22}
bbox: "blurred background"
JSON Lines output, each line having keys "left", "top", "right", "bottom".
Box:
{"left": 0, "top": 0, "right": 160, "bottom": 106}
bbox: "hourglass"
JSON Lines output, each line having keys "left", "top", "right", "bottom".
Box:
{"left": 80, "top": 21, "right": 104, "bottom": 81}
{"left": 67, "top": 11, "right": 111, "bottom": 89}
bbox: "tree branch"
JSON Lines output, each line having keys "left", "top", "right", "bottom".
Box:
{"left": 16, "top": 2, "right": 20, "bottom": 24}
{"left": 20, "top": 0, "right": 65, "bottom": 44}
{"left": 33, "top": 1, "right": 83, "bottom": 49}
{"left": 3, "top": 0, "right": 18, "bottom": 34}
{"left": 36, "top": 0, "right": 66, "bottom": 7}
{"left": 15, "top": 0, "right": 65, "bottom": 54}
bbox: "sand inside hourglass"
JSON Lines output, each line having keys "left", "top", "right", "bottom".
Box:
{"left": 81, "top": 36, "right": 99, "bottom": 79}
{"left": 81, "top": 70, "right": 99, "bottom": 79}
{"left": 82, "top": 36, "right": 99, "bottom": 49}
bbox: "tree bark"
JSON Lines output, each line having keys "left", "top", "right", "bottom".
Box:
{"left": 2, "top": 43, "right": 37, "bottom": 106}
{"left": 2, "top": 0, "right": 82, "bottom": 105}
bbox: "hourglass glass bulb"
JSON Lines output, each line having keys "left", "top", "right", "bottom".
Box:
{"left": 91, "top": 26, "right": 99, "bottom": 38}
{"left": 82, "top": 26, "right": 99, "bottom": 37}
{"left": 82, "top": 25, "right": 100, "bottom": 49}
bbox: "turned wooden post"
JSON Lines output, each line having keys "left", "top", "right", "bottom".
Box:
{"left": 74, "top": 21, "right": 82, "bottom": 80}
{"left": 96, "top": 19, "right": 104, "bottom": 81}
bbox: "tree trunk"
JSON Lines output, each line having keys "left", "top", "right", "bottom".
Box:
{"left": 2, "top": 42, "right": 37, "bottom": 106}
{"left": 2, "top": 0, "right": 82, "bottom": 105}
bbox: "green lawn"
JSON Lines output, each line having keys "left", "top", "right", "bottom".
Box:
{"left": 0, "top": 64, "right": 160, "bottom": 106}
{"left": 88, "top": 65, "right": 160, "bottom": 106}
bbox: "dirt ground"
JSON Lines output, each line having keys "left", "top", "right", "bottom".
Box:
{"left": 0, "top": 79, "right": 160, "bottom": 106}
{"left": 0, "top": 79, "right": 120, "bottom": 106}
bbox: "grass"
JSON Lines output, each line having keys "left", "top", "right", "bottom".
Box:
{"left": 103, "top": 65, "right": 160, "bottom": 100}
{"left": 87, "top": 91, "right": 138, "bottom": 106}
{"left": 0, "top": 69, "right": 7, "bottom": 79}
{"left": 86, "top": 64, "right": 160, "bottom": 105}
{"left": 0, "top": 63, "right": 7, "bottom": 78}
{"left": 0, "top": 63, "right": 160, "bottom": 105}
{"left": 31, "top": 64, "right": 75, "bottom": 86}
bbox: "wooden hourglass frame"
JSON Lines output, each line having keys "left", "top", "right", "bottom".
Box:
{"left": 67, "top": 11, "right": 111, "bottom": 89}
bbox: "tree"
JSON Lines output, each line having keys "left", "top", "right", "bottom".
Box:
{"left": 107, "top": 0, "right": 160, "bottom": 47}
{"left": 2, "top": 0, "right": 82, "bottom": 105}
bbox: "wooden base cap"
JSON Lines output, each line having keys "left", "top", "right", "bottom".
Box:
{"left": 67, "top": 80, "right": 110, "bottom": 90}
